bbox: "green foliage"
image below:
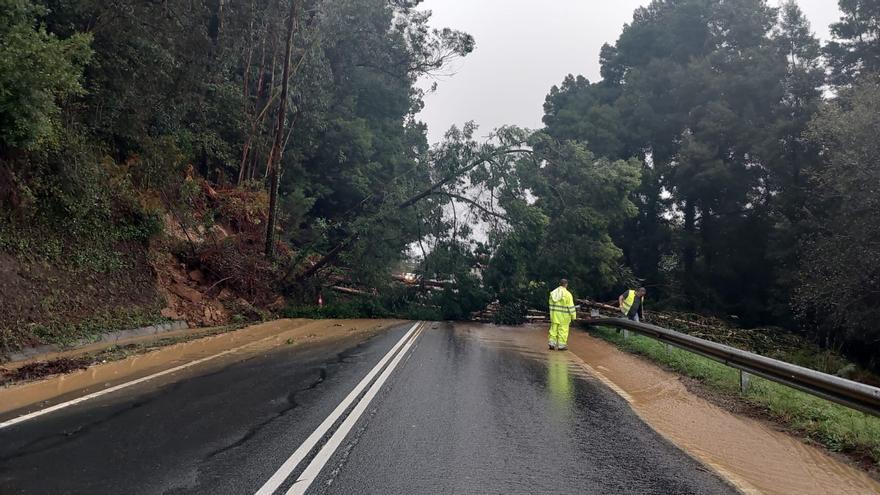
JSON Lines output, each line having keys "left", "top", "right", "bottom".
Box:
{"left": 421, "top": 240, "right": 491, "bottom": 320}
{"left": 2, "top": 0, "right": 470, "bottom": 286}
{"left": 615, "top": 0, "right": 791, "bottom": 318}
{"left": 797, "top": 79, "right": 880, "bottom": 368}
{"left": 493, "top": 301, "right": 527, "bottom": 326}
{"left": 825, "top": 0, "right": 880, "bottom": 85}
{"left": 1, "top": 306, "right": 166, "bottom": 353}
{"left": 537, "top": 0, "right": 829, "bottom": 327}
{"left": 418, "top": 123, "right": 641, "bottom": 310}
{"left": 0, "top": 0, "right": 472, "bottom": 350}
{"left": 543, "top": 75, "right": 625, "bottom": 159}
{"left": 410, "top": 122, "right": 641, "bottom": 318}
{"left": 1, "top": 125, "right": 163, "bottom": 274}
{"left": 0, "top": 0, "right": 92, "bottom": 150}
{"left": 283, "top": 291, "right": 441, "bottom": 321}
{"left": 284, "top": 299, "right": 391, "bottom": 320}
{"left": 5, "top": 0, "right": 880, "bottom": 385}
{"left": 519, "top": 133, "right": 642, "bottom": 295}
{"left": 268, "top": 0, "right": 472, "bottom": 285}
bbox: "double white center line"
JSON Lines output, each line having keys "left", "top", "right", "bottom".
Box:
{"left": 255, "top": 321, "right": 424, "bottom": 495}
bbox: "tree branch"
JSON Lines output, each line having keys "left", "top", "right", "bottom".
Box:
{"left": 291, "top": 234, "right": 360, "bottom": 284}
{"left": 397, "top": 147, "right": 532, "bottom": 210}
{"left": 431, "top": 191, "right": 510, "bottom": 221}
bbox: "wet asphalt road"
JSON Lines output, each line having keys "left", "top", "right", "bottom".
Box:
{"left": 0, "top": 322, "right": 735, "bottom": 494}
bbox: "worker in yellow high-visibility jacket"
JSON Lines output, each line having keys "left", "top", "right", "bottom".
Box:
{"left": 619, "top": 287, "right": 647, "bottom": 322}
{"left": 548, "top": 279, "right": 577, "bottom": 350}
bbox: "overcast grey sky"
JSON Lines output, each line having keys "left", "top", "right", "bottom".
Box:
{"left": 417, "top": 0, "right": 843, "bottom": 144}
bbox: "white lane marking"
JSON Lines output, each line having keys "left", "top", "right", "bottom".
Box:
{"left": 255, "top": 322, "right": 422, "bottom": 495}
{"left": 0, "top": 343, "right": 250, "bottom": 430}
{"left": 285, "top": 325, "right": 423, "bottom": 495}
{"left": 568, "top": 354, "right": 635, "bottom": 404}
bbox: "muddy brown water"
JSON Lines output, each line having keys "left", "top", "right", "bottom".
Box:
{"left": 2, "top": 325, "right": 226, "bottom": 371}
{"left": 0, "top": 318, "right": 402, "bottom": 418}
{"left": 466, "top": 323, "right": 880, "bottom": 495}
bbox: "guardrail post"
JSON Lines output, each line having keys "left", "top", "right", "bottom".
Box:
{"left": 740, "top": 370, "right": 751, "bottom": 393}
{"left": 666, "top": 343, "right": 672, "bottom": 353}
{"left": 623, "top": 329, "right": 631, "bottom": 340}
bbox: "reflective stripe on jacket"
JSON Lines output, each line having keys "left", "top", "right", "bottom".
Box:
{"left": 549, "top": 286, "right": 576, "bottom": 324}
{"left": 620, "top": 289, "right": 635, "bottom": 315}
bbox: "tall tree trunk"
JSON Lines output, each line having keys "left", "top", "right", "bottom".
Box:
{"left": 238, "top": 14, "right": 255, "bottom": 185}
{"left": 239, "top": 16, "right": 270, "bottom": 185}
{"left": 238, "top": 141, "right": 252, "bottom": 184}
{"left": 265, "top": 0, "right": 298, "bottom": 259}
{"left": 218, "top": 0, "right": 225, "bottom": 41}
{"left": 642, "top": 169, "right": 662, "bottom": 282}
{"left": 701, "top": 205, "right": 713, "bottom": 271}
{"left": 250, "top": 151, "right": 259, "bottom": 181}
{"left": 683, "top": 198, "right": 697, "bottom": 306}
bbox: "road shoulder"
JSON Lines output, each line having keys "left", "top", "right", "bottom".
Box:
{"left": 559, "top": 325, "right": 880, "bottom": 495}
{"left": 0, "top": 318, "right": 403, "bottom": 421}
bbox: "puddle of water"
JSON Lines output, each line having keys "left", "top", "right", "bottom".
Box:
{"left": 462, "top": 323, "right": 880, "bottom": 495}
{"left": 0, "top": 319, "right": 401, "bottom": 418}
{"left": 546, "top": 353, "right": 575, "bottom": 410}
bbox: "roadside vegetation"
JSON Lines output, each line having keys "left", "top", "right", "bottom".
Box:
{"left": 2, "top": 1, "right": 880, "bottom": 481}
{"left": 590, "top": 326, "right": 880, "bottom": 469}
{"left": 283, "top": 297, "right": 439, "bottom": 322}
{"left": 0, "top": 0, "right": 475, "bottom": 354}
{"left": 2, "top": 0, "right": 880, "bottom": 398}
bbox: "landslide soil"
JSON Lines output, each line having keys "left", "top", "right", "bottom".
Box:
{"left": 0, "top": 244, "right": 161, "bottom": 352}
{"left": 1, "top": 181, "right": 286, "bottom": 356}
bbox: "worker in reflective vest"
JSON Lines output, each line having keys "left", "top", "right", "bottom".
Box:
{"left": 619, "top": 287, "right": 646, "bottom": 322}
{"left": 548, "top": 279, "right": 577, "bottom": 350}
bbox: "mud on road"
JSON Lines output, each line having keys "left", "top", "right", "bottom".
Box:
{"left": 2, "top": 320, "right": 877, "bottom": 495}
{"left": 0, "top": 319, "right": 402, "bottom": 420}
{"left": 525, "top": 324, "right": 880, "bottom": 495}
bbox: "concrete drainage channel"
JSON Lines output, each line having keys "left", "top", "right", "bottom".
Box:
{"left": 4, "top": 320, "right": 189, "bottom": 363}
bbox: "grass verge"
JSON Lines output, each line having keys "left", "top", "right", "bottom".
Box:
{"left": 589, "top": 325, "right": 880, "bottom": 469}
{"left": 1, "top": 307, "right": 170, "bottom": 356}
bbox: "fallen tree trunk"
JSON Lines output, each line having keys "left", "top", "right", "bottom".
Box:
{"left": 390, "top": 274, "right": 447, "bottom": 289}
{"left": 577, "top": 298, "right": 722, "bottom": 331}
{"left": 330, "top": 286, "right": 374, "bottom": 297}
{"left": 577, "top": 299, "right": 619, "bottom": 313}
{"left": 291, "top": 235, "right": 360, "bottom": 284}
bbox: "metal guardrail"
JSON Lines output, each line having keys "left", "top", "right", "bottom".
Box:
{"left": 584, "top": 317, "right": 880, "bottom": 418}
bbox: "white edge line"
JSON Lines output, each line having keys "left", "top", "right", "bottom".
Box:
{"left": 285, "top": 325, "right": 424, "bottom": 495}
{"left": 255, "top": 321, "right": 422, "bottom": 495}
{"left": 0, "top": 343, "right": 246, "bottom": 430}
{"left": 0, "top": 321, "right": 420, "bottom": 432}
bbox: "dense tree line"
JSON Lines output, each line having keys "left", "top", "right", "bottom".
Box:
{"left": 0, "top": 0, "right": 486, "bottom": 348}
{"left": 530, "top": 0, "right": 880, "bottom": 368}
{"left": 0, "top": 1, "right": 472, "bottom": 288}
{"left": 2, "top": 0, "right": 880, "bottom": 369}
